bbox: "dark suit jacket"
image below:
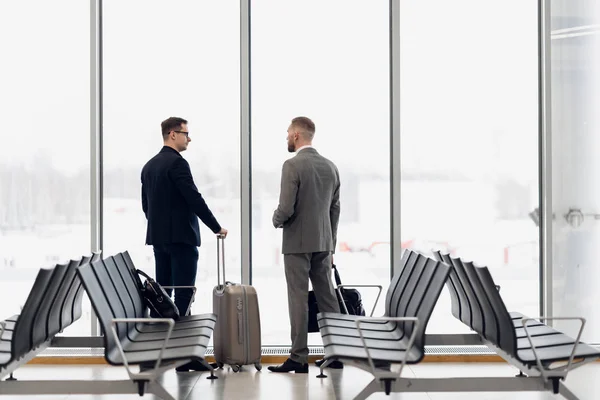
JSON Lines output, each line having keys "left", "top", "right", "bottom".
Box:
{"left": 141, "top": 146, "right": 221, "bottom": 247}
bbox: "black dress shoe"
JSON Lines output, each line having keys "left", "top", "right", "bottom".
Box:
{"left": 139, "top": 362, "right": 155, "bottom": 372}
{"left": 267, "top": 358, "right": 308, "bottom": 373}
{"left": 175, "top": 360, "right": 217, "bottom": 372}
{"left": 374, "top": 361, "right": 391, "bottom": 371}
{"left": 315, "top": 358, "right": 344, "bottom": 369}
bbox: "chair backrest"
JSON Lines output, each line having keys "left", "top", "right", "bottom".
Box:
{"left": 432, "top": 250, "right": 462, "bottom": 323}
{"left": 32, "top": 260, "right": 71, "bottom": 346}
{"left": 113, "top": 252, "right": 146, "bottom": 318}
{"left": 449, "top": 256, "right": 485, "bottom": 336}
{"left": 70, "top": 251, "right": 102, "bottom": 324}
{"left": 395, "top": 256, "right": 450, "bottom": 350}
{"left": 473, "top": 264, "right": 517, "bottom": 355}
{"left": 385, "top": 249, "right": 421, "bottom": 317}
{"left": 12, "top": 267, "right": 56, "bottom": 359}
{"left": 54, "top": 254, "right": 92, "bottom": 334}
{"left": 88, "top": 259, "right": 132, "bottom": 341}
{"left": 77, "top": 261, "right": 121, "bottom": 353}
{"left": 121, "top": 251, "right": 144, "bottom": 290}
{"left": 461, "top": 260, "right": 499, "bottom": 345}
{"left": 101, "top": 256, "right": 139, "bottom": 322}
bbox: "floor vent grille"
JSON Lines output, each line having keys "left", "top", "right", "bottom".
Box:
{"left": 425, "top": 346, "right": 494, "bottom": 355}
{"left": 40, "top": 344, "right": 600, "bottom": 358}
{"left": 40, "top": 345, "right": 494, "bottom": 357}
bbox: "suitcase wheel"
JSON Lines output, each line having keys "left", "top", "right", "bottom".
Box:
{"left": 254, "top": 363, "right": 262, "bottom": 371}
{"left": 231, "top": 364, "right": 241, "bottom": 373}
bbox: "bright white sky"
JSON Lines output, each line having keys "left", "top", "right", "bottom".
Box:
{"left": 0, "top": 0, "right": 540, "bottom": 184}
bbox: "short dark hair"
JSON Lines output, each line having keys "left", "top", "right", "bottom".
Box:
{"left": 291, "top": 116, "right": 315, "bottom": 139}
{"left": 161, "top": 117, "right": 188, "bottom": 139}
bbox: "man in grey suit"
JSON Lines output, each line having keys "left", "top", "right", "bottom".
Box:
{"left": 268, "top": 116, "right": 342, "bottom": 373}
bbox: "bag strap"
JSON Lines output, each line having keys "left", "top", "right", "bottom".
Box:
{"left": 332, "top": 264, "right": 342, "bottom": 287}
{"left": 136, "top": 269, "right": 164, "bottom": 299}
{"left": 136, "top": 269, "right": 156, "bottom": 284}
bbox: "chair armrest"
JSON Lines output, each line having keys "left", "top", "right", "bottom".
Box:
{"left": 355, "top": 316, "right": 420, "bottom": 380}
{"left": 110, "top": 317, "right": 176, "bottom": 381}
{"left": 337, "top": 284, "right": 383, "bottom": 317}
{"left": 161, "top": 286, "right": 197, "bottom": 316}
{"left": 161, "top": 286, "right": 197, "bottom": 290}
{"left": 522, "top": 317, "right": 586, "bottom": 380}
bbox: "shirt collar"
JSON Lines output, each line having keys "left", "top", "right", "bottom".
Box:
{"left": 160, "top": 145, "right": 181, "bottom": 156}
{"left": 296, "top": 145, "right": 314, "bottom": 153}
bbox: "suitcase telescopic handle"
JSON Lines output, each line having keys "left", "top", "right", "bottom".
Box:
{"left": 216, "top": 234, "right": 226, "bottom": 287}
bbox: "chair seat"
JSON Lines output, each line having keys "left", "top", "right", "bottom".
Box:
{"left": 517, "top": 333, "right": 575, "bottom": 350}
{"left": 0, "top": 341, "right": 10, "bottom": 352}
{"left": 0, "top": 312, "right": 16, "bottom": 367}
{"left": 178, "top": 314, "right": 216, "bottom": 323}
{"left": 107, "top": 343, "right": 208, "bottom": 366}
{"left": 510, "top": 312, "right": 547, "bottom": 329}
{"left": 1, "top": 319, "right": 16, "bottom": 331}
{"left": 318, "top": 312, "right": 388, "bottom": 324}
{"left": 318, "top": 313, "right": 395, "bottom": 332}
{"left": 511, "top": 314, "right": 600, "bottom": 363}
{"left": 0, "top": 351, "right": 11, "bottom": 366}
{"left": 123, "top": 335, "right": 207, "bottom": 352}
{"left": 320, "top": 313, "right": 420, "bottom": 364}
{"left": 133, "top": 326, "right": 214, "bottom": 342}
{"left": 323, "top": 342, "right": 423, "bottom": 365}
{"left": 136, "top": 314, "right": 216, "bottom": 333}
{"left": 124, "top": 319, "right": 215, "bottom": 350}
{"left": 323, "top": 333, "right": 406, "bottom": 351}
{"left": 1, "top": 328, "right": 13, "bottom": 341}
{"left": 517, "top": 342, "right": 600, "bottom": 366}
{"left": 513, "top": 319, "right": 543, "bottom": 328}
{"left": 515, "top": 325, "right": 559, "bottom": 338}
{"left": 321, "top": 325, "right": 404, "bottom": 341}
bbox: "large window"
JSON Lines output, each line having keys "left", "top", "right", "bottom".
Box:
{"left": 550, "top": 0, "right": 600, "bottom": 342}
{"left": 102, "top": 0, "right": 241, "bottom": 326}
{"left": 400, "top": 0, "right": 540, "bottom": 333}
{"left": 0, "top": 0, "right": 557, "bottom": 347}
{"left": 251, "top": 0, "right": 390, "bottom": 345}
{"left": 0, "top": 1, "right": 91, "bottom": 334}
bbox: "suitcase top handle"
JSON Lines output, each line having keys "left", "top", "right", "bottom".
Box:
{"left": 217, "top": 235, "right": 226, "bottom": 289}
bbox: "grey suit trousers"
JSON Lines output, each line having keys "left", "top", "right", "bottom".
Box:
{"left": 284, "top": 251, "right": 341, "bottom": 364}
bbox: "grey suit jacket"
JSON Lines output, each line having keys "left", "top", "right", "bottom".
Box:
{"left": 272, "top": 147, "right": 341, "bottom": 254}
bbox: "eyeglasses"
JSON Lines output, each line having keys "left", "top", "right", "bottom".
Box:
{"left": 173, "top": 130, "right": 189, "bottom": 137}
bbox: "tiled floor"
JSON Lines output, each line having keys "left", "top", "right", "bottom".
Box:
{"left": 0, "top": 362, "right": 597, "bottom": 400}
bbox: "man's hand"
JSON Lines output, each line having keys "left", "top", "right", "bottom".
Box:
{"left": 218, "top": 228, "right": 228, "bottom": 238}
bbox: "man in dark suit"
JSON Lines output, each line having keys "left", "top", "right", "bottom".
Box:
{"left": 141, "top": 116, "right": 227, "bottom": 317}
{"left": 268, "top": 116, "right": 342, "bottom": 373}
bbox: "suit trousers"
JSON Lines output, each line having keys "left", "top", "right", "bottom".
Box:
{"left": 284, "top": 251, "right": 340, "bottom": 364}
{"left": 153, "top": 243, "right": 199, "bottom": 316}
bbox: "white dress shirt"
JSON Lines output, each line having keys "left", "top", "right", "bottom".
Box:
{"left": 295, "top": 144, "right": 313, "bottom": 153}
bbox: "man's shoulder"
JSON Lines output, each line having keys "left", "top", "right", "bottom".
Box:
{"left": 154, "top": 150, "right": 185, "bottom": 163}
{"left": 293, "top": 150, "right": 337, "bottom": 169}
{"left": 283, "top": 155, "right": 301, "bottom": 169}
{"left": 309, "top": 151, "right": 338, "bottom": 170}
{"left": 143, "top": 150, "right": 184, "bottom": 173}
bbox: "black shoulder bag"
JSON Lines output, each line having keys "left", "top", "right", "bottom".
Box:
{"left": 136, "top": 269, "right": 180, "bottom": 321}
{"left": 308, "top": 264, "right": 365, "bottom": 332}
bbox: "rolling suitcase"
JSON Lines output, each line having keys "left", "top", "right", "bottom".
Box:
{"left": 212, "top": 235, "right": 262, "bottom": 372}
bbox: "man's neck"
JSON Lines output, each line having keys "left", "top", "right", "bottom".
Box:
{"left": 296, "top": 143, "right": 313, "bottom": 152}
{"left": 163, "top": 143, "right": 180, "bottom": 152}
